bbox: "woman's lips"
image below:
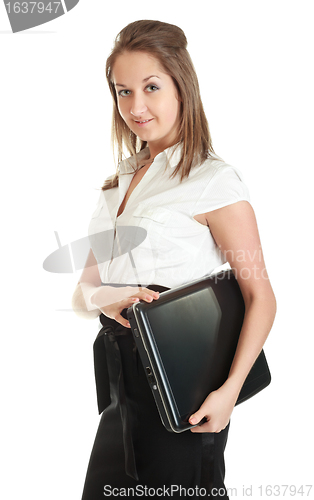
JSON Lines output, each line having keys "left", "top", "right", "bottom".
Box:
{"left": 134, "top": 118, "right": 154, "bottom": 127}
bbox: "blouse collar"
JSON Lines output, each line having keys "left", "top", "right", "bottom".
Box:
{"left": 118, "top": 143, "right": 182, "bottom": 174}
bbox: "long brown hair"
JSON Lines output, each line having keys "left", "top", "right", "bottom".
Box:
{"left": 102, "top": 20, "right": 217, "bottom": 191}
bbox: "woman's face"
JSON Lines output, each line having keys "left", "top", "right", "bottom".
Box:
{"left": 112, "top": 51, "right": 181, "bottom": 158}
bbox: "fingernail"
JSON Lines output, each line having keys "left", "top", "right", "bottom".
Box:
{"left": 131, "top": 298, "right": 139, "bottom": 302}
{"left": 126, "top": 322, "right": 131, "bottom": 328}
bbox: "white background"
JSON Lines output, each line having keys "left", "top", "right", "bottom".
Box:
{"left": 1, "top": 1, "right": 313, "bottom": 498}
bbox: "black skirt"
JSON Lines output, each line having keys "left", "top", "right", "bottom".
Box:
{"left": 81, "top": 288, "right": 230, "bottom": 499}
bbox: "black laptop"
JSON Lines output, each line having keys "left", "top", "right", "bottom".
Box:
{"left": 127, "top": 270, "right": 271, "bottom": 433}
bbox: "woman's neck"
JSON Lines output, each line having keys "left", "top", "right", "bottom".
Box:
{"left": 147, "top": 137, "right": 180, "bottom": 161}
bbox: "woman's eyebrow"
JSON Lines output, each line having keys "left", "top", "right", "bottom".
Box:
{"left": 143, "top": 74, "right": 160, "bottom": 82}
{"left": 115, "top": 75, "right": 161, "bottom": 88}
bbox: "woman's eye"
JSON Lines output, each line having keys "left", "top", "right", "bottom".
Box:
{"left": 118, "top": 89, "right": 131, "bottom": 97}
{"left": 146, "top": 85, "right": 159, "bottom": 93}
{"left": 117, "top": 85, "right": 158, "bottom": 97}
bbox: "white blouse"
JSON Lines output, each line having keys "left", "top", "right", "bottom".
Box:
{"left": 88, "top": 144, "right": 250, "bottom": 288}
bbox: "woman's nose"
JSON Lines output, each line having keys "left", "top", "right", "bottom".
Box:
{"left": 130, "top": 93, "right": 148, "bottom": 117}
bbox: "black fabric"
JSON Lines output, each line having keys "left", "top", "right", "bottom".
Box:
{"left": 81, "top": 305, "right": 230, "bottom": 499}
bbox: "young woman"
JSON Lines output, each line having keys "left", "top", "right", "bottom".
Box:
{"left": 72, "top": 20, "right": 276, "bottom": 499}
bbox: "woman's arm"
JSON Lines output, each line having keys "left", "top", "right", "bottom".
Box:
{"left": 72, "top": 248, "right": 160, "bottom": 325}
{"left": 190, "top": 201, "right": 277, "bottom": 433}
{"left": 71, "top": 248, "right": 103, "bottom": 320}
{"left": 72, "top": 282, "right": 102, "bottom": 320}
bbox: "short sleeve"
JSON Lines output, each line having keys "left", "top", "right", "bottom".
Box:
{"left": 192, "top": 165, "right": 250, "bottom": 216}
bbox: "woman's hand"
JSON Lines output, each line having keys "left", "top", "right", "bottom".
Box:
{"left": 92, "top": 287, "right": 160, "bottom": 328}
{"left": 189, "top": 380, "right": 240, "bottom": 433}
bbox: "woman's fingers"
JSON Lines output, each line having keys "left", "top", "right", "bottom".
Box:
{"left": 130, "top": 289, "right": 160, "bottom": 303}
{"left": 189, "top": 386, "right": 236, "bottom": 433}
{"left": 144, "top": 289, "right": 160, "bottom": 301}
{"left": 100, "top": 291, "right": 160, "bottom": 328}
{"left": 121, "top": 291, "right": 160, "bottom": 327}
{"left": 99, "top": 296, "right": 136, "bottom": 326}
{"left": 115, "top": 313, "right": 131, "bottom": 329}
{"left": 189, "top": 409, "right": 205, "bottom": 426}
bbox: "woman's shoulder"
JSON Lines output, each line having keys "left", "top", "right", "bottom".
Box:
{"left": 190, "top": 154, "right": 250, "bottom": 212}
{"left": 193, "top": 154, "right": 247, "bottom": 185}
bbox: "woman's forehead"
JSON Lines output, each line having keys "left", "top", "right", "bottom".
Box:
{"left": 112, "top": 51, "right": 165, "bottom": 82}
